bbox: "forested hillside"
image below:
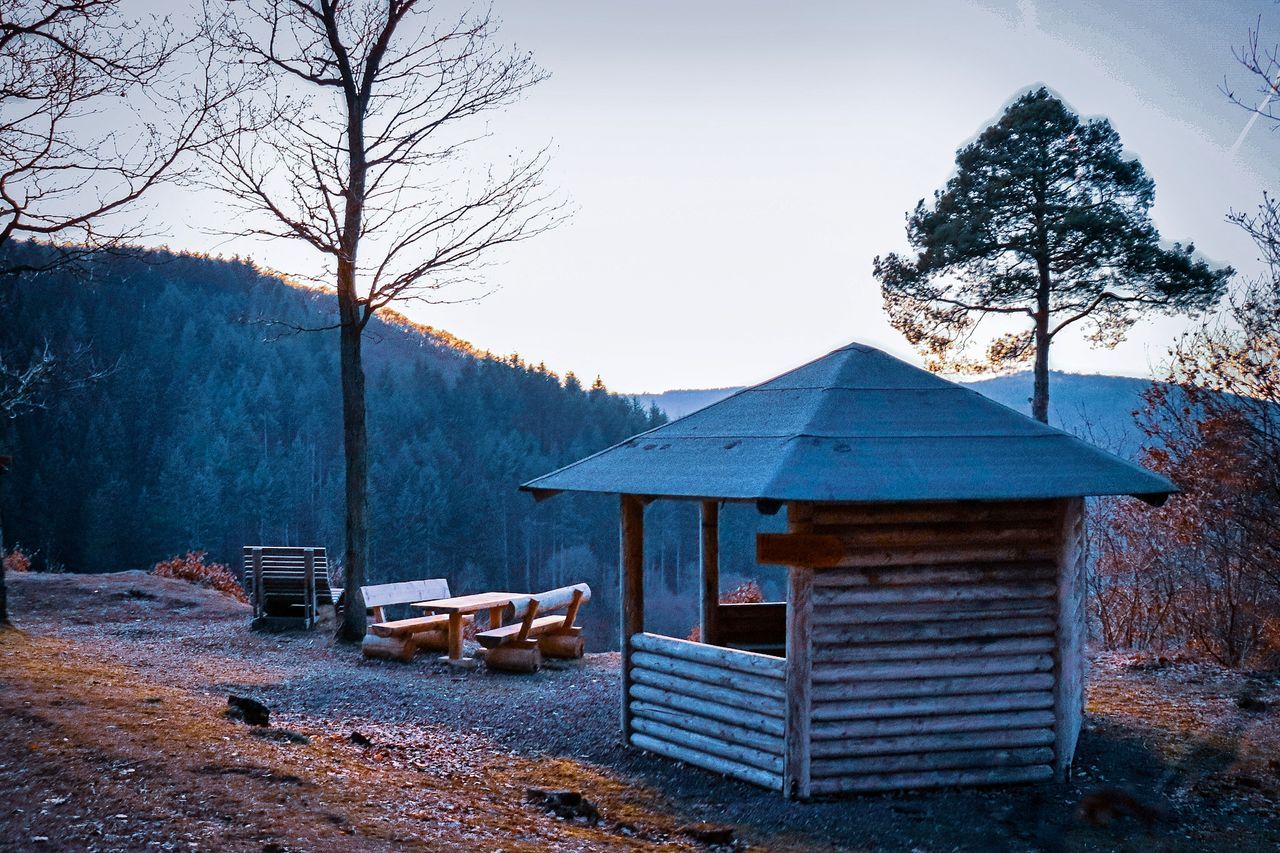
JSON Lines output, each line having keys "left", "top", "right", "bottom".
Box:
{"left": 1, "top": 243, "right": 692, "bottom": 640}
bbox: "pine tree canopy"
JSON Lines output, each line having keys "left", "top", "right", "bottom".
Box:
{"left": 873, "top": 87, "right": 1232, "bottom": 379}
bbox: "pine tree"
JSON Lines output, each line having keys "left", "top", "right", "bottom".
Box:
{"left": 874, "top": 87, "right": 1232, "bottom": 422}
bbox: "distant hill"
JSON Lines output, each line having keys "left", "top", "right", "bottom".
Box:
{"left": 629, "top": 388, "right": 744, "bottom": 420}
{"left": 630, "top": 371, "right": 1161, "bottom": 457}
{"left": 1, "top": 240, "right": 661, "bottom": 635}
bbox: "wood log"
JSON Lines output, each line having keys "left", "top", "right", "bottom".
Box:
{"left": 785, "top": 522, "right": 1058, "bottom": 551}
{"left": 811, "top": 562, "right": 1055, "bottom": 588}
{"left": 412, "top": 629, "right": 449, "bottom": 652}
{"left": 631, "top": 652, "right": 785, "bottom": 700}
{"left": 621, "top": 494, "right": 645, "bottom": 739}
{"left": 369, "top": 613, "right": 453, "bottom": 638}
{"left": 505, "top": 582, "right": 592, "bottom": 622}
{"left": 251, "top": 547, "right": 264, "bottom": 618}
{"left": 810, "top": 726, "right": 1053, "bottom": 759}
{"left": 630, "top": 668, "right": 785, "bottom": 717}
{"left": 631, "top": 632, "right": 784, "bottom": 678}
{"left": 628, "top": 684, "right": 785, "bottom": 737}
{"left": 811, "top": 746, "right": 1055, "bottom": 778}
{"left": 813, "top": 617, "right": 1055, "bottom": 646}
{"left": 811, "top": 691, "right": 1054, "bottom": 722}
{"left": 515, "top": 597, "right": 540, "bottom": 645}
{"left": 811, "top": 672, "right": 1056, "bottom": 703}
{"left": 812, "top": 653, "right": 1054, "bottom": 683}
{"left": 630, "top": 702, "right": 783, "bottom": 755}
{"left": 303, "top": 549, "right": 316, "bottom": 628}
{"left": 813, "top": 582, "right": 1056, "bottom": 607}
{"left": 812, "top": 600, "right": 1055, "bottom": 626}
{"left": 361, "top": 579, "right": 450, "bottom": 609}
{"left": 758, "top": 533, "right": 1058, "bottom": 569}
{"left": 631, "top": 718, "right": 784, "bottom": 773}
{"left": 629, "top": 733, "right": 782, "bottom": 791}
{"left": 483, "top": 644, "right": 542, "bottom": 673}
{"left": 811, "top": 636, "right": 1055, "bottom": 664}
{"left": 785, "top": 543, "right": 814, "bottom": 800}
{"left": 360, "top": 633, "right": 415, "bottom": 662}
{"left": 811, "top": 709, "right": 1055, "bottom": 740}
{"left": 477, "top": 614, "right": 566, "bottom": 649}
{"left": 700, "top": 499, "right": 720, "bottom": 645}
{"left": 448, "top": 612, "right": 463, "bottom": 661}
{"left": 814, "top": 614, "right": 1054, "bottom": 640}
{"left": 807, "top": 763, "right": 1053, "bottom": 795}
{"left": 538, "top": 633, "right": 585, "bottom": 659}
{"left": 1054, "top": 497, "right": 1086, "bottom": 781}
{"left": 808, "top": 501, "right": 1059, "bottom": 527}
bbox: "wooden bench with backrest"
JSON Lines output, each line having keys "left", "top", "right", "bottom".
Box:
{"left": 360, "top": 579, "right": 473, "bottom": 662}
{"left": 477, "top": 582, "right": 592, "bottom": 672}
{"left": 243, "top": 546, "right": 333, "bottom": 630}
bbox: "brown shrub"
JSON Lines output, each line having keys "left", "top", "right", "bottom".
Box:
{"left": 152, "top": 551, "right": 249, "bottom": 603}
{"left": 3, "top": 546, "right": 31, "bottom": 573}
{"left": 687, "top": 579, "right": 767, "bottom": 641}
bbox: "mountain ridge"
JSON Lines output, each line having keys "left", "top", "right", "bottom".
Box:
{"left": 629, "top": 371, "right": 1161, "bottom": 456}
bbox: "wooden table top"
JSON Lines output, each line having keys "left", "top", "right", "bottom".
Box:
{"left": 411, "top": 592, "right": 519, "bottom": 613}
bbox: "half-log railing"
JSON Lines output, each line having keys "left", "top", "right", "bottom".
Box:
{"left": 627, "top": 632, "right": 786, "bottom": 790}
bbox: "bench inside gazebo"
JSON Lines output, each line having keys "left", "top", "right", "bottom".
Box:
{"left": 522, "top": 342, "right": 1174, "bottom": 799}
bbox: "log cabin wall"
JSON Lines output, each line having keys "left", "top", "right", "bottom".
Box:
{"left": 785, "top": 499, "right": 1085, "bottom": 797}
{"left": 627, "top": 632, "right": 786, "bottom": 791}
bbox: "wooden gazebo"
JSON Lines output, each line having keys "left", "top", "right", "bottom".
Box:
{"left": 522, "top": 343, "right": 1174, "bottom": 798}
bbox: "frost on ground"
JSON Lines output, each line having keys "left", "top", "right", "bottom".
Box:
{"left": 2, "top": 571, "right": 1278, "bottom": 852}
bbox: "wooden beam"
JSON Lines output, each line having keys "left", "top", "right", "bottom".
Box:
{"left": 759, "top": 533, "right": 843, "bottom": 567}
{"left": 1054, "top": 497, "right": 1086, "bottom": 781}
{"left": 699, "top": 500, "right": 720, "bottom": 645}
{"left": 785, "top": 566, "right": 813, "bottom": 800}
{"left": 303, "top": 548, "right": 316, "bottom": 629}
{"left": 620, "top": 494, "right": 646, "bottom": 740}
{"left": 758, "top": 532, "right": 1057, "bottom": 568}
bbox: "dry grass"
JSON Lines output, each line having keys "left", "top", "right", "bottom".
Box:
{"left": 0, "top": 626, "right": 710, "bottom": 851}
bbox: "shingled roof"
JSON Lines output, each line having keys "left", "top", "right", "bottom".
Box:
{"left": 521, "top": 342, "right": 1176, "bottom": 504}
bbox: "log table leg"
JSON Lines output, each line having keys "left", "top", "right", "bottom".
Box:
{"left": 488, "top": 605, "right": 504, "bottom": 631}
{"left": 448, "top": 612, "right": 463, "bottom": 661}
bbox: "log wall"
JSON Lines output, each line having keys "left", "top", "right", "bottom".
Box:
{"left": 789, "top": 500, "right": 1079, "bottom": 796}
{"left": 628, "top": 632, "right": 786, "bottom": 791}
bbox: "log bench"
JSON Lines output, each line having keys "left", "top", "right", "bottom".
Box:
{"left": 477, "top": 583, "right": 591, "bottom": 673}
{"left": 360, "top": 579, "right": 473, "bottom": 662}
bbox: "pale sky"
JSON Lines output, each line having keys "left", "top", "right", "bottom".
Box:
{"left": 143, "top": 0, "right": 1277, "bottom": 393}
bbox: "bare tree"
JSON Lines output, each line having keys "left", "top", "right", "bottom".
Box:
{"left": 0, "top": 0, "right": 230, "bottom": 269}
{"left": 207, "top": 1, "right": 564, "bottom": 640}
{"left": 0, "top": 1, "right": 230, "bottom": 625}
{"left": 0, "top": 339, "right": 114, "bottom": 419}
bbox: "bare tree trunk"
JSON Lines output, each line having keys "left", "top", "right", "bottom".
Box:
{"left": 337, "top": 291, "right": 368, "bottom": 641}
{"left": 0, "top": 502, "right": 8, "bottom": 627}
{"left": 1032, "top": 260, "right": 1052, "bottom": 424}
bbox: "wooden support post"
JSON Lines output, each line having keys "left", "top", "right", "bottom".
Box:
{"left": 253, "top": 551, "right": 264, "bottom": 618}
{"left": 1053, "top": 497, "right": 1086, "bottom": 782}
{"left": 785, "top": 502, "right": 814, "bottom": 800}
{"left": 448, "top": 612, "right": 463, "bottom": 661}
{"left": 560, "top": 589, "right": 585, "bottom": 631}
{"left": 620, "top": 494, "right": 646, "bottom": 740}
{"left": 516, "top": 598, "right": 540, "bottom": 644}
{"left": 700, "top": 499, "right": 720, "bottom": 646}
{"left": 488, "top": 605, "right": 504, "bottom": 631}
{"left": 785, "top": 566, "right": 814, "bottom": 800}
{"left": 303, "top": 548, "right": 316, "bottom": 629}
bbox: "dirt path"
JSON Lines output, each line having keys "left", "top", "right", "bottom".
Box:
{"left": 2, "top": 571, "right": 1279, "bottom": 852}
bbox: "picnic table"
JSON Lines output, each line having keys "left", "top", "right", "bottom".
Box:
{"left": 411, "top": 591, "right": 519, "bottom": 662}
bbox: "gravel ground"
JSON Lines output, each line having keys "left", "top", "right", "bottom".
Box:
{"left": 3, "top": 570, "right": 1279, "bottom": 852}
